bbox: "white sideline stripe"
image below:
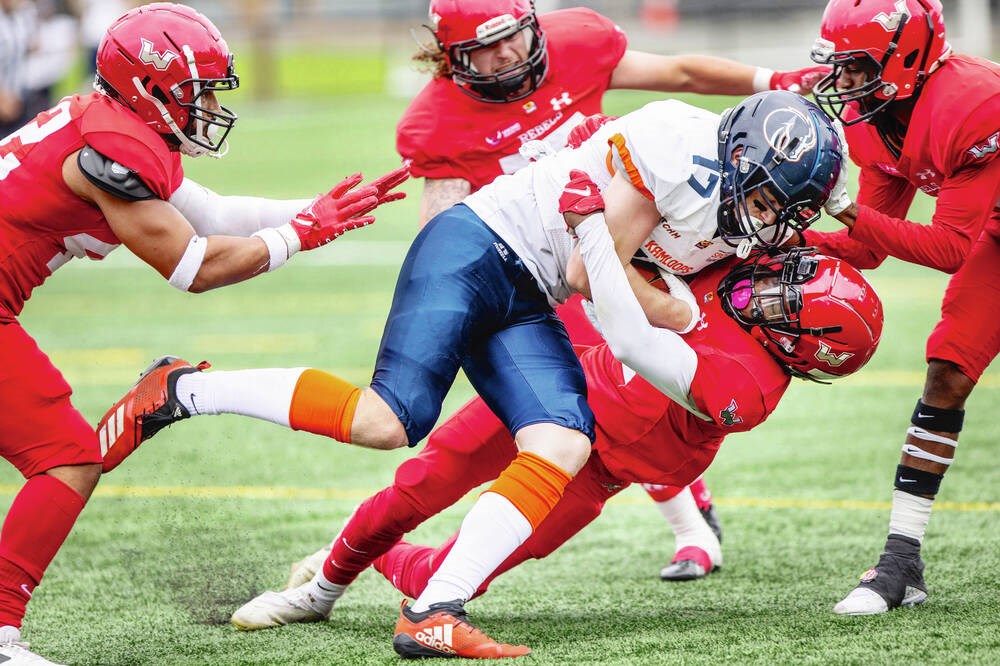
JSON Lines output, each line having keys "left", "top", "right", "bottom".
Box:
{"left": 63, "top": 240, "right": 411, "bottom": 269}
{"left": 0, "top": 484, "right": 993, "bottom": 512}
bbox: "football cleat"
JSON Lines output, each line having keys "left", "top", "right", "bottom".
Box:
{"left": 393, "top": 600, "right": 530, "bottom": 659}
{"left": 231, "top": 586, "right": 331, "bottom": 631}
{"left": 286, "top": 544, "right": 332, "bottom": 590}
{"left": 0, "top": 626, "right": 65, "bottom": 665}
{"left": 97, "top": 356, "right": 209, "bottom": 472}
{"left": 660, "top": 545, "right": 721, "bottom": 582}
{"left": 700, "top": 503, "right": 723, "bottom": 544}
{"left": 833, "top": 535, "right": 928, "bottom": 616}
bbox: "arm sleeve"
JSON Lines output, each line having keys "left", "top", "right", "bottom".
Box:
{"left": 850, "top": 158, "right": 1000, "bottom": 273}
{"left": 575, "top": 214, "right": 699, "bottom": 411}
{"left": 168, "top": 178, "right": 311, "bottom": 237}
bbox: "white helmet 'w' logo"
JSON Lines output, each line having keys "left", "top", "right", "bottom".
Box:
{"left": 815, "top": 341, "right": 853, "bottom": 367}
{"left": 139, "top": 38, "right": 179, "bottom": 71}
{"left": 872, "top": 0, "right": 910, "bottom": 32}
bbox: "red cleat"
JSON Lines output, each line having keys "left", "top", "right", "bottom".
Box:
{"left": 97, "top": 355, "right": 209, "bottom": 472}
{"left": 393, "top": 600, "right": 530, "bottom": 659}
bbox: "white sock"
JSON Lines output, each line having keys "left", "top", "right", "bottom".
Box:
{"left": 302, "top": 570, "right": 346, "bottom": 614}
{"left": 888, "top": 489, "right": 934, "bottom": 543}
{"left": 655, "top": 486, "right": 722, "bottom": 565}
{"left": 412, "top": 492, "right": 531, "bottom": 613}
{"left": 0, "top": 625, "right": 20, "bottom": 644}
{"left": 175, "top": 368, "right": 306, "bottom": 425}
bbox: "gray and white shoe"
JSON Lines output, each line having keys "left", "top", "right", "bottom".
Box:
{"left": 833, "top": 534, "right": 928, "bottom": 616}
{"left": 231, "top": 586, "right": 331, "bottom": 630}
{"left": 0, "top": 626, "right": 65, "bottom": 665}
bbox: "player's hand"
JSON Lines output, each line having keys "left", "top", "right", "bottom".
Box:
{"left": 559, "top": 169, "right": 604, "bottom": 232}
{"left": 566, "top": 114, "right": 617, "bottom": 149}
{"left": 367, "top": 164, "right": 410, "bottom": 206}
{"left": 660, "top": 270, "right": 701, "bottom": 335}
{"left": 824, "top": 120, "right": 852, "bottom": 217}
{"left": 770, "top": 65, "right": 831, "bottom": 95}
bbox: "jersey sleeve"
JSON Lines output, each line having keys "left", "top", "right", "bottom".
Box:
{"left": 542, "top": 7, "right": 628, "bottom": 87}
{"left": 689, "top": 350, "right": 769, "bottom": 432}
{"left": 78, "top": 98, "right": 182, "bottom": 200}
{"left": 606, "top": 101, "right": 708, "bottom": 205}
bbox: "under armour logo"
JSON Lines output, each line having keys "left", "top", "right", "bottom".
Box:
{"left": 916, "top": 169, "right": 936, "bottom": 180}
{"left": 550, "top": 92, "right": 572, "bottom": 111}
{"left": 872, "top": 0, "right": 909, "bottom": 32}
{"left": 139, "top": 38, "right": 179, "bottom": 71}
{"left": 968, "top": 131, "right": 1000, "bottom": 159}
{"left": 815, "top": 341, "right": 853, "bottom": 367}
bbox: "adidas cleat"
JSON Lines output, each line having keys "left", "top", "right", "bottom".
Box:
{"left": 97, "top": 355, "right": 209, "bottom": 472}
{"left": 833, "top": 535, "right": 928, "bottom": 616}
{"left": 660, "top": 545, "right": 720, "bottom": 582}
{"left": 231, "top": 587, "right": 331, "bottom": 631}
{"left": 393, "top": 600, "right": 530, "bottom": 659}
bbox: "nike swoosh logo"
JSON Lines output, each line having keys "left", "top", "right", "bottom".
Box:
{"left": 20, "top": 584, "right": 31, "bottom": 598}
{"left": 898, "top": 478, "right": 917, "bottom": 483}
{"left": 916, "top": 412, "right": 932, "bottom": 418}
{"left": 563, "top": 186, "right": 596, "bottom": 197}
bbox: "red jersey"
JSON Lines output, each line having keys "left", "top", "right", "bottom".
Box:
{"left": 396, "top": 8, "right": 627, "bottom": 192}
{"left": 0, "top": 93, "right": 182, "bottom": 320}
{"left": 581, "top": 260, "right": 790, "bottom": 487}
{"left": 806, "top": 55, "right": 1000, "bottom": 273}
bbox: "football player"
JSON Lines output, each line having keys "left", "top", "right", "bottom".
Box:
{"left": 230, "top": 212, "right": 883, "bottom": 659}
{"left": 398, "top": 0, "right": 831, "bottom": 581}
{"left": 0, "top": 3, "right": 406, "bottom": 663}
{"left": 802, "top": 0, "right": 1000, "bottom": 615}
{"left": 97, "top": 90, "right": 844, "bottom": 658}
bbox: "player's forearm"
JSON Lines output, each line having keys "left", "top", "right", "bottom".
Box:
{"left": 170, "top": 178, "right": 310, "bottom": 237}
{"left": 185, "top": 235, "right": 272, "bottom": 292}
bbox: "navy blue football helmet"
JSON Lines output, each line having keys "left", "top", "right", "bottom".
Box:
{"left": 717, "top": 90, "right": 844, "bottom": 253}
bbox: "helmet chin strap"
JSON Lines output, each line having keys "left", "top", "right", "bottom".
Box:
{"left": 130, "top": 75, "right": 209, "bottom": 158}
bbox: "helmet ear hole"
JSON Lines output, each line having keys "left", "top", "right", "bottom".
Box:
{"left": 150, "top": 86, "right": 170, "bottom": 105}
{"left": 903, "top": 49, "right": 920, "bottom": 68}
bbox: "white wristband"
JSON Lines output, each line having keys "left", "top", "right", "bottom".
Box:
{"left": 753, "top": 67, "right": 775, "bottom": 93}
{"left": 252, "top": 227, "right": 293, "bottom": 272}
{"left": 168, "top": 235, "right": 208, "bottom": 291}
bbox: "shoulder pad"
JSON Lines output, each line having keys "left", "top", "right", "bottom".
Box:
{"left": 78, "top": 145, "right": 158, "bottom": 202}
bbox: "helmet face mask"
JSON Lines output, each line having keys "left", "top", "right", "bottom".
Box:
{"left": 429, "top": 0, "right": 548, "bottom": 103}
{"left": 719, "top": 247, "right": 884, "bottom": 382}
{"left": 95, "top": 2, "right": 240, "bottom": 157}
{"left": 810, "top": 0, "right": 950, "bottom": 125}
{"left": 717, "top": 91, "right": 843, "bottom": 254}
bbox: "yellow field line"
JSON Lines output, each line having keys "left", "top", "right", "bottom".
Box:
{"left": 0, "top": 484, "right": 994, "bottom": 512}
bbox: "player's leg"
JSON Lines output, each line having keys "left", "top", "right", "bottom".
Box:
{"left": 0, "top": 323, "right": 102, "bottom": 665}
{"left": 231, "top": 397, "right": 516, "bottom": 630}
{"left": 648, "top": 480, "right": 723, "bottom": 581}
{"left": 376, "top": 454, "right": 619, "bottom": 600}
{"left": 834, "top": 230, "right": 1000, "bottom": 615}
{"left": 394, "top": 306, "right": 593, "bottom": 659}
{"left": 98, "top": 206, "right": 509, "bottom": 468}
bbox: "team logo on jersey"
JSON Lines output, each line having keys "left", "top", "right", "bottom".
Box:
{"left": 138, "top": 38, "right": 179, "bottom": 71}
{"left": 694, "top": 239, "right": 713, "bottom": 249}
{"left": 719, "top": 399, "right": 744, "bottom": 426}
{"left": 522, "top": 100, "right": 537, "bottom": 114}
{"left": 815, "top": 341, "right": 853, "bottom": 367}
{"left": 485, "top": 122, "right": 522, "bottom": 147}
{"left": 968, "top": 131, "right": 1000, "bottom": 159}
{"left": 872, "top": 0, "right": 909, "bottom": 32}
{"left": 763, "top": 107, "right": 817, "bottom": 162}
{"left": 550, "top": 92, "right": 573, "bottom": 112}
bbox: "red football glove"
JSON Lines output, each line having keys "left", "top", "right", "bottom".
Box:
{"left": 770, "top": 65, "right": 831, "bottom": 94}
{"left": 284, "top": 165, "right": 410, "bottom": 252}
{"left": 566, "top": 114, "right": 618, "bottom": 149}
{"left": 559, "top": 169, "right": 604, "bottom": 232}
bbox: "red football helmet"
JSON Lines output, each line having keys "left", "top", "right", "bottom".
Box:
{"left": 428, "top": 0, "right": 547, "bottom": 103}
{"left": 811, "top": 0, "right": 950, "bottom": 124}
{"left": 719, "top": 247, "right": 883, "bottom": 381}
{"left": 95, "top": 2, "right": 239, "bottom": 157}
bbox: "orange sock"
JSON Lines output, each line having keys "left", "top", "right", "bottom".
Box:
{"left": 287, "top": 369, "right": 360, "bottom": 442}
{"left": 485, "top": 451, "right": 573, "bottom": 529}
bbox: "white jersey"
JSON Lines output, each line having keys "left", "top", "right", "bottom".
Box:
{"left": 464, "top": 99, "right": 736, "bottom": 305}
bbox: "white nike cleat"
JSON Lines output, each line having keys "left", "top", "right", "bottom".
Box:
{"left": 286, "top": 544, "right": 331, "bottom": 590}
{"left": 0, "top": 626, "right": 65, "bottom": 665}
{"left": 231, "top": 586, "right": 331, "bottom": 631}
{"left": 833, "top": 583, "right": 928, "bottom": 616}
